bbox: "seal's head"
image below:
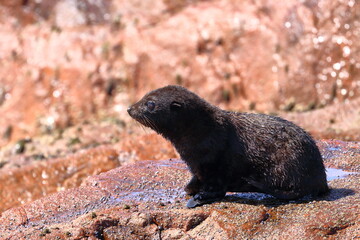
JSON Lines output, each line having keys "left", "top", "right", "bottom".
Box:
{"left": 127, "top": 85, "right": 214, "bottom": 139}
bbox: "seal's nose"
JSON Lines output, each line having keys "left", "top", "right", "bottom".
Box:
{"left": 127, "top": 106, "right": 132, "bottom": 115}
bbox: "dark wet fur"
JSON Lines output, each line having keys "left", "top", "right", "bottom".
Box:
{"left": 128, "top": 85, "right": 329, "bottom": 207}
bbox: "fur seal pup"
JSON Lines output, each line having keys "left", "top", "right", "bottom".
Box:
{"left": 127, "top": 85, "right": 329, "bottom": 208}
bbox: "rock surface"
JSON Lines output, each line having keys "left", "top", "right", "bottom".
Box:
{"left": 283, "top": 97, "right": 360, "bottom": 141}
{"left": 0, "top": 147, "right": 120, "bottom": 213}
{"left": 0, "top": 139, "right": 358, "bottom": 239}
{"left": 0, "top": 1, "right": 359, "bottom": 238}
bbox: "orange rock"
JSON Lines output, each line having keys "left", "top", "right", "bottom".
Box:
{"left": 0, "top": 146, "right": 120, "bottom": 213}
{"left": 118, "top": 132, "right": 178, "bottom": 162}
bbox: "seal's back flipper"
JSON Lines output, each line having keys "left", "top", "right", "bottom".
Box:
{"left": 246, "top": 179, "right": 303, "bottom": 200}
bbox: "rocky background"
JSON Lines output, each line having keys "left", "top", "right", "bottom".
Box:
{"left": 0, "top": 0, "right": 359, "bottom": 239}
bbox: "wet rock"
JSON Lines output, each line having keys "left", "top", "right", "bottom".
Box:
{"left": 318, "top": 139, "right": 360, "bottom": 171}
{"left": 0, "top": 140, "right": 358, "bottom": 239}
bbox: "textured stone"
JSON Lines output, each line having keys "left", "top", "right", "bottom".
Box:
{"left": 0, "top": 147, "right": 120, "bottom": 213}
{"left": 0, "top": 140, "right": 358, "bottom": 239}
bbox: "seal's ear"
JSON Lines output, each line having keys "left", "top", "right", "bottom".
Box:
{"left": 170, "top": 101, "right": 182, "bottom": 111}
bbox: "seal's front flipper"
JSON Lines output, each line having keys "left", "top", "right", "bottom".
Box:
{"left": 186, "top": 196, "right": 221, "bottom": 208}
{"left": 186, "top": 197, "right": 203, "bottom": 208}
{"left": 186, "top": 191, "right": 225, "bottom": 208}
{"left": 185, "top": 176, "right": 202, "bottom": 196}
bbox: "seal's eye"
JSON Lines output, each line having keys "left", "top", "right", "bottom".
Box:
{"left": 145, "top": 101, "right": 155, "bottom": 111}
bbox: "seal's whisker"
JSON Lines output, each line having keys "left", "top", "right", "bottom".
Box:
{"left": 137, "top": 121, "right": 147, "bottom": 132}
{"left": 144, "top": 115, "right": 159, "bottom": 133}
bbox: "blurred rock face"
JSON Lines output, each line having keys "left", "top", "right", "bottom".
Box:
{"left": 0, "top": 0, "right": 359, "bottom": 145}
